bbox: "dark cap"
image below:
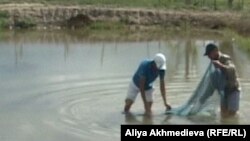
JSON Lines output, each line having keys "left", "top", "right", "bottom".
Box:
{"left": 204, "top": 43, "right": 218, "bottom": 56}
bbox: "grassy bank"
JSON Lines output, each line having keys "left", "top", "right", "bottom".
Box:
{"left": 0, "top": 0, "right": 249, "bottom": 11}
{"left": 237, "top": 37, "right": 250, "bottom": 54}
{"left": 0, "top": 11, "right": 8, "bottom": 28}
{"left": 0, "top": 1, "right": 249, "bottom": 32}
{"left": 0, "top": 1, "right": 249, "bottom": 54}
{"left": 223, "top": 30, "right": 250, "bottom": 54}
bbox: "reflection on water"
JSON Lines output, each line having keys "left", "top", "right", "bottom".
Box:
{"left": 124, "top": 113, "right": 154, "bottom": 125}
{"left": 0, "top": 30, "right": 250, "bottom": 141}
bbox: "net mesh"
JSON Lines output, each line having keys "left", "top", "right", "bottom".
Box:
{"left": 166, "top": 62, "right": 225, "bottom": 116}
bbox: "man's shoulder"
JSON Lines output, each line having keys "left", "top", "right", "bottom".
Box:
{"left": 139, "top": 59, "right": 153, "bottom": 66}
{"left": 221, "top": 53, "right": 231, "bottom": 59}
{"left": 219, "top": 53, "right": 231, "bottom": 63}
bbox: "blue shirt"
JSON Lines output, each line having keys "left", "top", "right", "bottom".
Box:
{"left": 132, "top": 59, "right": 165, "bottom": 90}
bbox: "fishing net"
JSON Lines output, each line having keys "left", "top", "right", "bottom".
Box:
{"left": 166, "top": 62, "right": 225, "bottom": 116}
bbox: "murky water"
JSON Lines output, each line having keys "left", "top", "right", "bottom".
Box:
{"left": 0, "top": 30, "right": 249, "bottom": 141}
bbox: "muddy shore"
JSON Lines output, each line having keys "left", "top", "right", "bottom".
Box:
{"left": 0, "top": 3, "right": 249, "bottom": 34}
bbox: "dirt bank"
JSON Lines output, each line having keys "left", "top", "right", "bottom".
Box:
{"left": 0, "top": 3, "right": 249, "bottom": 34}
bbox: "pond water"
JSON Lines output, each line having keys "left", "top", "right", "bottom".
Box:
{"left": 0, "top": 30, "right": 249, "bottom": 141}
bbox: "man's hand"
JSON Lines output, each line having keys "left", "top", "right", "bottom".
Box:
{"left": 165, "top": 103, "right": 172, "bottom": 111}
{"left": 212, "top": 60, "right": 223, "bottom": 68}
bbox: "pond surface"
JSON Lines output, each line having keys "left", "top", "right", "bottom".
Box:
{"left": 0, "top": 30, "right": 249, "bottom": 141}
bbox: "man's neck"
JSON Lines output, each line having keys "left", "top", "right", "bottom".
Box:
{"left": 216, "top": 51, "right": 222, "bottom": 60}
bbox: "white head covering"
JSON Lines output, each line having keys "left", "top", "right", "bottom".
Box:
{"left": 153, "top": 53, "right": 167, "bottom": 70}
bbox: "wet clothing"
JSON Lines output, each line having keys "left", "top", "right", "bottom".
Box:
{"left": 218, "top": 53, "right": 240, "bottom": 92}
{"left": 126, "top": 81, "right": 155, "bottom": 102}
{"left": 132, "top": 59, "right": 165, "bottom": 90}
{"left": 126, "top": 59, "right": 165, "bottom": 102}
{"left": 221, "top": 89, "right": 240, "bottom": 112}
{"left": 218, "top": 53, "right": 240, "bottom": 112}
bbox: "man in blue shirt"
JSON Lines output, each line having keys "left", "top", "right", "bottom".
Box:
{"left": 123, "top": 53, "right": 171, "bottom": 115}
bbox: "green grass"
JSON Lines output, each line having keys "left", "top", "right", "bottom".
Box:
{"left": 223, "top": 29, "right": 250, "bottom": 55}
{"left": 235, "top": 35, "right": 250, "bottom": 54}
{"left": 0, "top": 11, "right": 9, "bottom": 29}
{"left": 0, "top": 10, "right": 37, "bottom": 29}
{"left": 0, "top": 0, "right": 250, "bottom": 11}
{"left": 86, "top": 21, "right": 125, "bottom": 31}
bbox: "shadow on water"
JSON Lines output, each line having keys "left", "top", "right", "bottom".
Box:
{"left": 124, "top": 113, "right": 154, "bottom": 124}
{"left": 124, "top": 112, "right": 173, "bottom": 125}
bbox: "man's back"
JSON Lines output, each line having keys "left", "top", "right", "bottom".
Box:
{"left": 132, "top": 59, "right": 165, "bottom": 90}
{"left": 219, "top": 53, "right": 240, "bottom": 92}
